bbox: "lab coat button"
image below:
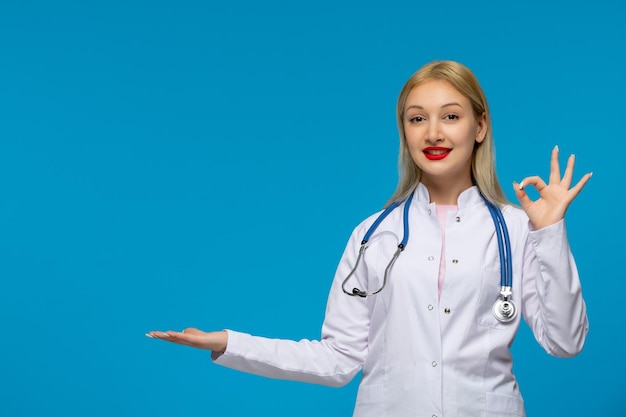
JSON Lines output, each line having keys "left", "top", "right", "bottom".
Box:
{"left": 431, "top": 361, "right": 437, "bottom": 367}
{"left": 427, "top": 304, "right": 434, "bottom": 310}
{"left": 428, "top": 256, "right": 434, "bottom": 261}
{"left": 444, "top": 308, "right": 451, "bottom": 314}
{"left": 455, "top": 216, "right": 461, "bottom": 222}
{"left": 452, "top": 259, "right": 459, "bottom": 264}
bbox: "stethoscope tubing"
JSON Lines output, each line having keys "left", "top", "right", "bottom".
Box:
{"left": 341, "top": 187, "right": 517, "bottom": 323}
{"left": 342, "top": 192, "right": 414, "bottom": 297}
{"left": 483, "top": 197, "right": 513, "bottom": 288}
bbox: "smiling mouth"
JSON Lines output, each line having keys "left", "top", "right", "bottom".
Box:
{"left": 423, "top": 147, "right": 452, "bottom": 160}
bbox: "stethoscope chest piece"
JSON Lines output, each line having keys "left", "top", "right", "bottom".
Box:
{"left": 492, "top": 297, "right": 517, "bottom": 323}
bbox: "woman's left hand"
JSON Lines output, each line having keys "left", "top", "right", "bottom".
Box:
{"left": 513, "top": 146, "right": 592, "bottom": 230}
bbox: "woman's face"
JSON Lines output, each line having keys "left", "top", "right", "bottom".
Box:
{"left": 403, "top": 79, "right": 486, "bottom": 187}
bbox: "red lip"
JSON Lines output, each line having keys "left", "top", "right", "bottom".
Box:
{"left": 423, "top": 147, "right": 452, "bottom": 160}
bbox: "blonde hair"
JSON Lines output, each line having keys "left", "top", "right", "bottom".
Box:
{"left": 385, "top": 60, "right": 508, "bottom": 208}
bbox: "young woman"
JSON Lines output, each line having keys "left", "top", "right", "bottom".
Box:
{"left": 147, "top": 60, "right": 591, "bottom": 417}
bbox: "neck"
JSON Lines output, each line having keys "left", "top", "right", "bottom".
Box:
{"left": 421, "top": 177, "right": 473, "bottom": 205}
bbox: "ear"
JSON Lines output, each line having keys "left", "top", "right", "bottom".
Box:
{"left": 475, "top": 112, "right": 488, "bottom": 143}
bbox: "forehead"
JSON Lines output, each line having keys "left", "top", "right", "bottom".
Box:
{"left": 405, "top": 79, "right": 470, "bottom": 108}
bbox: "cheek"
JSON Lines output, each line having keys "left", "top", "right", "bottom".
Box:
{"left": 447, "top": 125, "right": 476, "bottom": 146}
{"left": 404, "top": 126, "right": 423, "bottom": 147}
{"left": 405, "top": 142, "right": 425, "bottom": 167}
{"left": 405, "top": 136, "right": 423, "bottom": 158}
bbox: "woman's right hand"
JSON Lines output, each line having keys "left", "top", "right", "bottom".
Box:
{"left": 146, "top": 328, "right": 228, "bottom": 353}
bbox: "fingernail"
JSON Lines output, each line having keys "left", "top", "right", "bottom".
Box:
{"left": 518, "top": 180, "right": 524, "bottom": 190}
{"left": 589, "top": 172, "right": 594, "bottom": 178}
{"left": 163, "top": 333, "right": 171, "bottom": 337}
{"left": 554, "top": 145, "right": 559, "bottom": 151}
{"left": 145, "top": 333, "right": 154, "bottom": 338}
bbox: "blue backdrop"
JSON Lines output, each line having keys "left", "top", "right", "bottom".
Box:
{"left": 1, "top": 0, "right": 624, "bottom": 416}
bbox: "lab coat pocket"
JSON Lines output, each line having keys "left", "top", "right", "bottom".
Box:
{"left": 484, "top": 392, "right": 524, "bottom": 416}
{"left": 353, "top": 384, "right": 384, "bottom": 417}
{"left": 476, "top": 267, "right": 506, "bottom": 329}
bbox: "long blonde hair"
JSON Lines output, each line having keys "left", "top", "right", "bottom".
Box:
{"left": 385, "top": 60, "right": 508, "bottom": 208}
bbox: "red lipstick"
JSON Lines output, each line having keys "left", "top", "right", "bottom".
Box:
{"left": 423, "top": 146, "right": 452, "bottom": 160}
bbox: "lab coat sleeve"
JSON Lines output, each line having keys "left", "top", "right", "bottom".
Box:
{"left": 521, "top": 219, "right": 588, "bottom": 357}
{"left": 211, "top": 225, "right": 370, "bottom": 387}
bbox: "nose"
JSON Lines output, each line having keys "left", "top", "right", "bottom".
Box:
{"left": 426, "top": 120, "right": 443, "bottom": 144}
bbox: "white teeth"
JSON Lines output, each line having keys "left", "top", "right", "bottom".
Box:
{"left": 426, "top": 149, "right": 448, "bottom": 155}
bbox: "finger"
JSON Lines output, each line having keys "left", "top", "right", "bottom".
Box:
{"left": 163, "top": 330, "right": 195, "bottom": 345}
{"left": 145, "top": 330, "right": 175, "bottom": 341}
{"left": 168, "top": 329, "right": 217, "bottom": 349}
{"left": 158, "top": 331, "right": 198, "bottom": 348}
{"left": 561, "top": 154, "right": 576, "bottom": 188}
{"left": 567, "top": 172, "right": 593, "bottom": 199}
{"left": 145, "top": 330, "right": 187, "bottom": 344}
{"left": 181, "top": 327, "right": 204, "bottom": 335}
{"left": 549, "top": 145, "right": 561, "bottom": 184}
{"left": 518, "top": 175, "right": 548, "bottom": 193}
{"left": 145, "top": 328, "right": 206, "bottom": 347}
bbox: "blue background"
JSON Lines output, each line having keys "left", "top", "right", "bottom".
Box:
{"left": 1, "top": 0, "right": 624, "bottom": 415}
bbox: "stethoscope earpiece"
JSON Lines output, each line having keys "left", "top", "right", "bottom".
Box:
{"left": 352, "top": 288, "right": 367, "bottom": 298}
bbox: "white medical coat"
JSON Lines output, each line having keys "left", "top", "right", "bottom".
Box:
{"left": 213, "top": 184, "right": 588, "bottom": 417}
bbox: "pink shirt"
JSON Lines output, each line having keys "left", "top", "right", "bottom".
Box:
{"left": 435, "top": 204, "right": 458, "bottom": 300}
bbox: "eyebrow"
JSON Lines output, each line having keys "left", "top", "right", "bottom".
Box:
{"left": 405, "top": 102, "right": 464, "bottom": 111}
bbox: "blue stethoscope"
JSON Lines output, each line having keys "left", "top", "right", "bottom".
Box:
{"left": 341, "top": 188, "right": 517, "bottom": 323}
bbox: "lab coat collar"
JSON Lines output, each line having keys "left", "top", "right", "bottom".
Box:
{"left": 413, "top": 182, "right": 485, "bottom": 211}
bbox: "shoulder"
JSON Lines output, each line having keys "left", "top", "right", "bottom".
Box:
{"left": 500, "top": 204, "right": 531, "bottom": 238}
{"left": 346, "top": 204, "right": 407, "bottom": 243}
{"left": 352, "top": 208, "right": 387, "bottom": 234}
{"left": 501, "top": 203, "right": 527, "bottom": 220}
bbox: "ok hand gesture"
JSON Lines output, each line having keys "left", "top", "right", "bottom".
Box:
{"left": 513, "top": 146, "right": 592, "bottom": 230}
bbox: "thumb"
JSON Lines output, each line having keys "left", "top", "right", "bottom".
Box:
{"left": 512, "top": 181, "right": 532, "bottom": 209}
{"left": 182, "top": 327, "right": 205, "bottom": 335}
